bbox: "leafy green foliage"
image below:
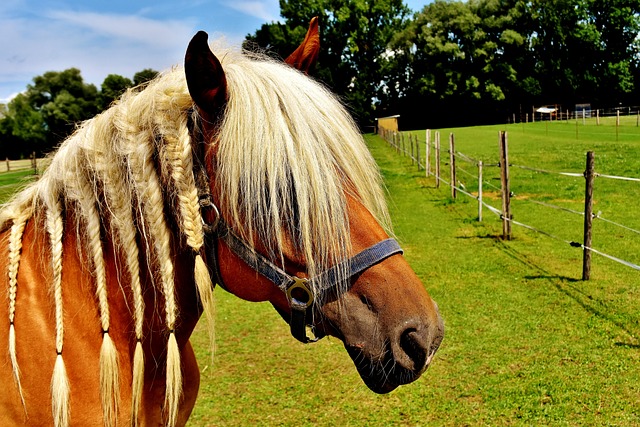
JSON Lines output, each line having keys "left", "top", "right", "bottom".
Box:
{"left": 245, "top": 0, "right": 411, "bottom": 126}
{"left": 99, "top": 74, "right": 133, "bottom": 110}
{"left": 133, "top": 68, "right": 159, "bottom": 87}
{"left": 245, "top": 0, "right": 640, "bottom": 130}
{"left": 0, "top": 67, "right": 158, "bottom": 158}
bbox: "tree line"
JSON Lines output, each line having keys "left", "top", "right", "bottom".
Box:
{"left": 0, "top": 68, "right": 157, "bottom": 159}
{"left": 2, "top": 0, "right": 638, "bottom": 158}
{"left": 246, "top": 0, "right": 640, "bottom": 129}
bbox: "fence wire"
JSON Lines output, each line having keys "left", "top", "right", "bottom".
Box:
{"left": 596, "top": 173, "right": 640, "bottom": 182}
{"left": 379, "top": 128, "right": 640, "bottom": 276}
{"left": 510, "top": 164, "right": 584, "bottom": 177}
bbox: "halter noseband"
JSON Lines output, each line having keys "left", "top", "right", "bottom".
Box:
{"left": 194, "top": 150, "right": 403, "bottom": 343}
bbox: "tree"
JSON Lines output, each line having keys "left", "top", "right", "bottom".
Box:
{"left": 0, "top": 101, "right": 33, "bottom": 159}
{"left": 99, "top": 74, "right": 133, "bottom": 110}
{"left": 0, "top": 68, "right": 98, "bottom": 156}
{"left": 133, "top": 68, "right": 159, "bottom": 87}
{"left": 388, "top": 0, "right": 527, "bottom": 127}
{"left": 245, "top": 0, "right": 411, "bottom": 127}
{"left": 0, "top": 67, "right": 162, "bottom": 158}
{"left": 2, "top": 93, "right": 47, "bottom": 156}
{"left": 25, "top": 68, "right": 99, "bottom": 151}
{"left": 387, "top": 0, "right": 640, "bottom": 127}
{"left": 584, "top": 0, "right": 640, "bottom": 105}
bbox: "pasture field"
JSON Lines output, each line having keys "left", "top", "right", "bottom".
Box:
{"left": 187, "top": 121, "right": 640, "bottom": 426}
{"left": 1, "top": 121, "right": 638, "bottom": 425}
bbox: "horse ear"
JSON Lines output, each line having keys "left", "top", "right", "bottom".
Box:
{"left": 185, "top": 31, "right": 228, "bottom": 116}
{"left": 285, "top": 17, "right": 320, "bottom": 74}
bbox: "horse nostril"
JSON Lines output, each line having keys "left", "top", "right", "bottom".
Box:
{"left": 399, "top": 327, "right": 428, "bottom": 372}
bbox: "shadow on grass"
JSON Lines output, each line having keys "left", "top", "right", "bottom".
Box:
{"left": 615, "top": 342, "right": 640, "bottom": 349}
{"left": 492, "top": 238, "right": 640, "bottom": 347}
{"left": 456, "top": 233, "right": 501, "bottom": 240}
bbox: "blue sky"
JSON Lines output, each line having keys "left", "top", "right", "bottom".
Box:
{"left": 0, "top": 0, "right": 432, "bottom": 103}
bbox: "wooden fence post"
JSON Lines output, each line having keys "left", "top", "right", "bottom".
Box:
{"left": 582, "top": 151, "right": 595, "bottom": 280}
{"left": 416, "top": 135, "right": 421, "bottom": 171}
{"left": 5, "top": 158, "right": 9, "bottom": 172}
{"left": 616, "top": 110, "right": 620, "bottom": 142}
{"left": 409, "top": 135, "right": 418, "bottom": 165}
{"left": 435, "top": 131, "right": 441, "bottom": 189}
{"left": 478, "top": 160, "right": 483, "bottom": 222}
{"left": 498, "top": 131, "right": 512, "bottom": 240}
{"left": 596, "top": 108, "right": 600, "bottom": 125}
{"left": 449, "top": 133, "right": 456, "bottom": 199}
{"left": 425, "top": 129, "right": 431, "bottom": 177}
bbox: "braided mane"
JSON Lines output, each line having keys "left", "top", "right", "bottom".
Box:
{"left": 1, "top": 46, "right": 391, "bottom": 427}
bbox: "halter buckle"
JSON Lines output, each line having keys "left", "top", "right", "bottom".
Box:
{"left": 287, "top": 277, "right": 314, "bottom": 309}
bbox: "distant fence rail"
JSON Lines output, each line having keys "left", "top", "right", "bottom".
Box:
{"left": 0, "top": 153, "right": 40, "bottom": 173}
{"left": 377, "top": 126, "right": 640, "bottom": 279}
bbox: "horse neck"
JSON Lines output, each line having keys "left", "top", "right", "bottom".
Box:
{"left": 116, "top": 222, "right": 203, "bottom": 355}
{"left": 62, "top": 206, "right": 203, "bottom": 355}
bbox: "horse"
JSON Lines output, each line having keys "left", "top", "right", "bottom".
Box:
{"left": 0, "top": 18, "right": 444, "bottom": 426}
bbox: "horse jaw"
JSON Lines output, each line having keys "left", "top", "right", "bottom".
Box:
{"left": 306, "top": 196, "right": 444, "bottom": 394}
{"left": 316, "top": 258, "right": 444, "bottom": 394}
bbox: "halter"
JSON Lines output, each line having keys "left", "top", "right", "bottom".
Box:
{"left": 193, "top": 142, "right": 403, "bottom": 343}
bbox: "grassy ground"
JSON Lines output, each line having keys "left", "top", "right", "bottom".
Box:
{"left": 0, "top": 169, "right": 39, "bottom": 202}
{"left": 187, "top": 123, "right": 640, "bottom": 426}
{"left": 1, "top": 124, "right": 638, "bottom": 425}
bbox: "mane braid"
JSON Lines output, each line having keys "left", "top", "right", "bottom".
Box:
{"left": 0, "top": 68, "right": 198, "bottom": 426}
{"left": 69, "top": 150, "right": 119, "bottom": 427}
{"left": 0, "top": 41, "right": 393, "bottom": 427}
{"left": 116, "top": 99, "right": 182, "bottom": 427}
{"left": 158, "top": 109, "right": 216, "bottom": 356}
{"left": 92, "top": 107, "right": 146, "bottom": 426}
{"left": 45, "top": 196, "right": 70, "bottom": 427}
{"left": 7, "top": 207, "right": 29, "bottom": 412}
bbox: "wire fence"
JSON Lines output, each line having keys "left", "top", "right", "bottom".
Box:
{"left": 377, "top": 126, "right": 640, "bottom": 279}
{"left": 505, "top": 106, "right": 640, "bottom": 143}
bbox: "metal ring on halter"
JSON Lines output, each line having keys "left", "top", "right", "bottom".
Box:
{"left": 286, "top": 277, "right": 314, "bottom": 309}
{"left": 199, "top": 195, "right": 220, "bottom": 234}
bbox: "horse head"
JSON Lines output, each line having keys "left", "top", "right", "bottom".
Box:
{"left": 184, "top": 19, "right": 444, "bottom": 394}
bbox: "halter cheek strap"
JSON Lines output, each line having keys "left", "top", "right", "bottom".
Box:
{"left": 192, "top": 143, "right": 403, "bottom": 343}
{"left": 214, "top": 221, "right": 403, "bottom": 343}
{"left": 199, "top": 195, "right": 403, "bottom": 343}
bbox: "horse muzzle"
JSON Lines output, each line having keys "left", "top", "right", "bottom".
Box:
{"left": 346, "top": 312, "right": 444, "bottom": 393}
{"left": 318, "top": 279, "right": 445, "bottom": 394}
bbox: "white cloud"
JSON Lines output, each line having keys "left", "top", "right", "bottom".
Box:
{"left": 0, "top": 10, "right": 198, "bottom": 99}
{"left": 225, "top": 1, "right": 279, "bottom": 23}
{"left": 0, "top": 1, "right": 279, "bottom": 100}
{"left": 0, "top": 92, "right": 20, "bottom": 104}
{"left": 46, "top": 10, "right": 196, "bottom": 48}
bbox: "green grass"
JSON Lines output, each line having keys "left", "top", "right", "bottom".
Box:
{"left": 187, "top": 124, "right": 640, "bottom": 426}
{"left": 2, "top": 124, "right": 638, "bottom": 425}
{"left": 0, "top": 169, "right": 39, "bottom": 201}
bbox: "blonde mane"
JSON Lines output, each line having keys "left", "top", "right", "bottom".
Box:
{"left": 2, "top": 45, "right": 391, "bottom": 427}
